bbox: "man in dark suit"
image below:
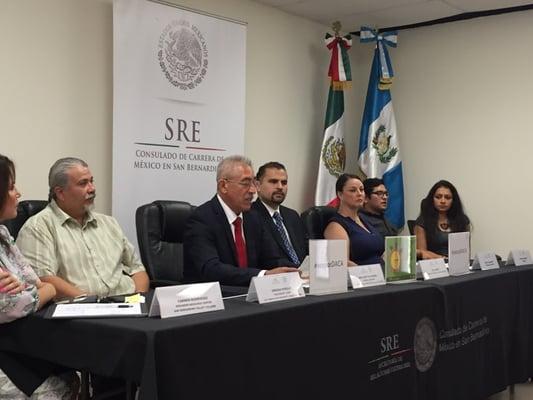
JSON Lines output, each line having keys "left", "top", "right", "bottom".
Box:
{"left": 183, "top": 155, "right": 298, "bottom": 286}
{"left": 252, "top": 162, "right": 308, "bottom": 265}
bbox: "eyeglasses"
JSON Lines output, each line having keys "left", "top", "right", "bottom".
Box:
{"left": 371, "top": 191, "right": 389, "bottom": 198}
{"left": 223, "top": 178, "right": 255, "bottom": 189}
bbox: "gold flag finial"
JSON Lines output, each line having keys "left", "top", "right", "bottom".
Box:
{"left": 332, "top": 21, "right": 342, "bottom": 37}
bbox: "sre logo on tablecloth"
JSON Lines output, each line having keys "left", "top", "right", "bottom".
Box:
{"left": 413, "top": 317, "right": 437, "bottom": 372}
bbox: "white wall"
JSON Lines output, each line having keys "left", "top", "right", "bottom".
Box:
{"left": 0, "top": 0, "right": 113, "bottom": 209}
{"left": 375, "top": 10, "right": 533, "bottom": 256}
{"left": 2, "top": 0, "right": 532, "bottom": 256}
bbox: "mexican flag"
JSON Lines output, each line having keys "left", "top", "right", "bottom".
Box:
{"left": 315, "top": 33, "right": 351, "bottom": 206}
{"left": 315, "top": 88, "right": 346, "bottom": 205}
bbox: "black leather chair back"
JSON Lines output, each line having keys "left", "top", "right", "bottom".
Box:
{"left": 135, "top": 200, "right": 195, "bottom": 285}
{"left": 3, "top": 200, "right": 48, "bottom": 240}
{"left": 300, "top": 206, "right": 338, "bottom": 240}
{"left": 407, "top": 220, "right": 416, "bottom": 235}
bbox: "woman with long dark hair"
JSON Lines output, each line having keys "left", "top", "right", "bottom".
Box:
{"left": 0, "top": 155, "right": 77, "bottom": 399}
{"left": 324, "top": 173, "right": 384, "bottom": 265}
{"left": 415, "top": 180, "right": 470, "bottom": 259}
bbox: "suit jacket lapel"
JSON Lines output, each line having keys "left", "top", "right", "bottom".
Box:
{"left": 211, "top": 196, "right": 238, "bottom": 266}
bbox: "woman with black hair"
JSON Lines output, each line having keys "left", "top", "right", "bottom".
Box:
{"left": 324, "top": 173, "right": 384, "bottom": 265}
{"left": 415, "top": 180, "right": 470, "bottom": 259}
{"left": 0, "top": 154, "right": 77, "bottom": 399}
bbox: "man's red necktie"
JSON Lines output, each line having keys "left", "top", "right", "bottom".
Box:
{"left": 233, "top": 217, "right": 248, "bottom": 268}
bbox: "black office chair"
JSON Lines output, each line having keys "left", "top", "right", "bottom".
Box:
{"left": 135, "top": 200, "right": 195, "bottom": 287}
{"left": 300, "top": 206, "right": 338, "bottom": 239}
{"left": 3, "top": 200, "right": 48, "bottom": 239}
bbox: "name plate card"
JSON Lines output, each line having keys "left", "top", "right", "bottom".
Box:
{"left": 418, "top": 258, "right": 449, "bottom": 280}
{"left": 506, "top": 249, "right": 532, "bottom": 266}
{"left": 53, "top": 303, "right": 143, "bottom": 318}
{"left": 148, "top": 282, "right": 224, "bottom": 319}
{"left": 246, "top": 272, "right": 304, "bottom": 304}
{"left": 348, "top": 264, "right": 385, "bottom": 288}
{"left": 448, "top": 232, "right": 471, "bottom": 276}
{"left": 472, "top": 252, "right": 499, "bottom": 270}
{"left": 309, "top": 239, "right": 348, "bottom": 296}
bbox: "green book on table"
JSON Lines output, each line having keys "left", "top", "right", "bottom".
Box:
{"left": 385, "top": 236, "right": 416, "bottom": 282}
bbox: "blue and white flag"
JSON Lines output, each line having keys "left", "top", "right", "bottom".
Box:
{"left": 358, "top": 46, "right": 404, "bottom": 228}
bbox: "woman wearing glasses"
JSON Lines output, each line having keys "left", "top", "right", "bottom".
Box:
{"left": 0, "top": 154, "right": 77, "bottom": 399}
{"left": 324, "top": 174, "right": 384, "bottom": 266}
{"left": 415, "top": 180, "right": 470, "bottom": 259}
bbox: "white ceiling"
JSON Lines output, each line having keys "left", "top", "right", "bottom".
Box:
{"left": 252, "top": 0, "right": 533, "bottom": 32}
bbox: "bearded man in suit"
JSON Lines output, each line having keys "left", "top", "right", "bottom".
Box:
{"left": 252, "top": 162, "right": 307, "bottom": 265}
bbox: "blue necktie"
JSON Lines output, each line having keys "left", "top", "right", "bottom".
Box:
{"left": 272, "top": 211, "right": 300, "bottom": 265}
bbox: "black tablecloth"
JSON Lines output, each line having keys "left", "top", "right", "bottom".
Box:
{"left": 1, "top": 266, "right": 533, "bottom": 399}
{"left": 152, "top": 284, "right": 442, "bottom": 400}
{"left": 421, "top": 266, "right": 533, "bottom": 400}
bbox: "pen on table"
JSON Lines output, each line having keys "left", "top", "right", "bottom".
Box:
{"left": 118, "top": 304, "right": 133, "bottom": 308}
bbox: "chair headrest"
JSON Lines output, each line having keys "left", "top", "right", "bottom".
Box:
{"left": 155, "top": 201, "right": 194, "bottom": 242}
{"left": 303, "top": 206, "right": 337, "bottom": 221}
{"left": 301, "top": 206, "right": 338, "bottom": 239}
{"left": 20, "top": 200, "right": 48, "bottom": 217}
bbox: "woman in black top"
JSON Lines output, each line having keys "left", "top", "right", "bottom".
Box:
{"left": 415, "top": 180, "right": 470, "bottom": 259}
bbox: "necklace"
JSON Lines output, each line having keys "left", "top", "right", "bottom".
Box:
{"left": 439, "top": 221, "right": 449, "bottom": 231}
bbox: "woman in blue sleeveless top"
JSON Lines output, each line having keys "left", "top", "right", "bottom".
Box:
{"left": 324, "top": 174, "right": 384, "bottom": 265}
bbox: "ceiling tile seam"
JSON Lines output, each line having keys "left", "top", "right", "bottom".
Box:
{"left": 440, "top": 0, "right": 467, "bottom": 13}
{"left": 338, "top": 0, "right": 443, "bottom": 19}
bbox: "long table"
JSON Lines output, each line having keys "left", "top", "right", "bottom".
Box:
{"left": 1, "top": 265, "right": 533, "bottom": 399}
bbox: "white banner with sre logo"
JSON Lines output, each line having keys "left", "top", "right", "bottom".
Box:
{"left": 112, "top": 0, "right": 246, "bottom": 248}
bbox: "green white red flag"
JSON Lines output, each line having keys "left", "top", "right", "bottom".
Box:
{"left": 315, "top": 33, "right": 352, "bottom": 205}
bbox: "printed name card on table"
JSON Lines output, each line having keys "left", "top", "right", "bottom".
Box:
{"left": 309, "top": 239, "right": 348, "bottom": 295}
{"left": 506, "top": 249, "right": 532, "bottom": 266}
{"left": 417, "top": 258, "right": 449, "bottom": 280}
{"left": 471, "top": 252, "right": 499, "bottom": 270}
{"left": 384, "top": 236, "right": 416, "bottom": 282}
{"left": 53, "top": 303, "right": 144, "bottom": 318}
{"left": 448, "top": 232, "right": 471, "bottom": 276}
{"left": 246, "top": 272, "right": 304, "bottom": 304}
{"left": 348, "top": 264, "right": 385, "bottom": 288}
{"left": 148, "top": 282, "right": 224, "bottom": 319}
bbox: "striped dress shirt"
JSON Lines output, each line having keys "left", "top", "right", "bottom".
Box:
{"left": 17, "top": 200, "right": 145, "bottom": 297}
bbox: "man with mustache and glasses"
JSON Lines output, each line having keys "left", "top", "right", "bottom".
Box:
{"left": 359, "top": 178, "right": 399, "bottom": 238}
{"left": 252, "top": 162, "right": 307, "bottom": 265}
{"left": 184, "top": 155, "right": 297, "bottom": 286}
{"left": 17, "top": 157, "right": 149, "bottom": 299}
